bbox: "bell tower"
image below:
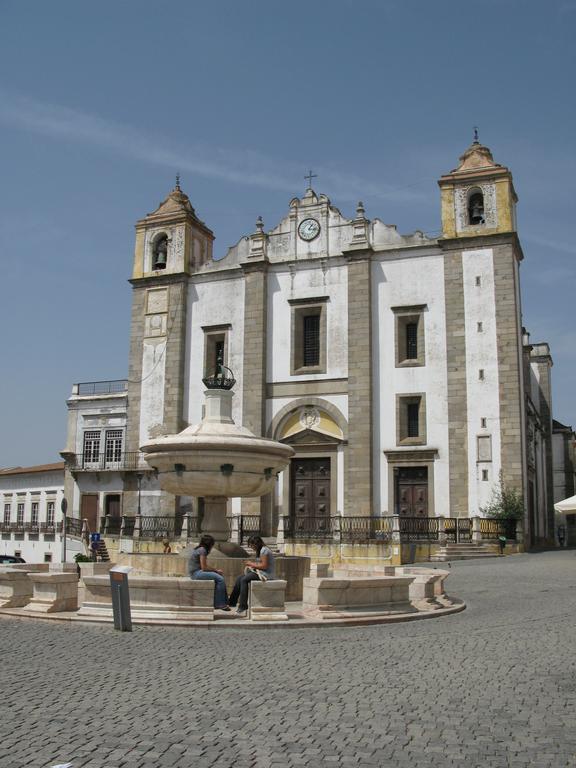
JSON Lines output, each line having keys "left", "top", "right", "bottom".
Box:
{"left": 438, "top": 137, "right": 526, "bottom": 522}
{"left": 438, "top": 133, "right": 518, "bottom": 239}
{"left": 125, "top": 179, "right": 214, "bottom": 517}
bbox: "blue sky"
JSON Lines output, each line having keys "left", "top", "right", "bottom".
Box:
{"left": 0, "top": 0, "right": 574, "bottom": 466}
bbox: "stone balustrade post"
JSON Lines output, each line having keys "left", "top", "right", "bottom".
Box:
{"left": 392, "top": 515, "right": 401, "bottom": 545}
{"left": 180, "top": 514, "right": 190, "bottom": 542}
{"left": 472, "top": 516, "right": 482, "bottom": 543}
{"left": 438, "top": 516, "right": 447, "bottom": 545}
{"left": 119, "top": 516, "right": 126, "bottom": 537}
{"left": 276, "top": 515, "right": 285, "bottom": 553}
{"left": 103, "top": 515, "right": 110, "bottom": 535}
{"left": 133, "top": 514, "right": 142, "bottom": 539}
{"left": 332, "top": 515, "right": 341, "bottom": 543}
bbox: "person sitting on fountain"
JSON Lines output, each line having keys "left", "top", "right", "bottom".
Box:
{"left": 228, "top": 536, "right": 275, "bottom": 617}
{"left": 188, "top": 534, "right": 230, "bottom": 611}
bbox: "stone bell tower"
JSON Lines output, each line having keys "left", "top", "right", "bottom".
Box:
{"left": 124, "top": 179, "right": 214, "bottom": 517}
{"left": 437, "top": 136, "right": 526, "bottom": 519}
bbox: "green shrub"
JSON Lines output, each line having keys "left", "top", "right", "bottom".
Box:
{"left": 74, "top": 553, "right": 92, "bottom": 563}
{"left": 480, "top": 472, "right": 525, "bottom": 520}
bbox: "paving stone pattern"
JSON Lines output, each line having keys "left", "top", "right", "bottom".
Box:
{"left": 1, "top": 551, "right": 575, "bottom": 768}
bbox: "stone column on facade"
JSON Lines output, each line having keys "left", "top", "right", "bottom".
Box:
{"left": 344, "top": 248, "right": 373, "bottom": 517}
{"left": 240, "top": 253, "right": 269, "bottom": 527}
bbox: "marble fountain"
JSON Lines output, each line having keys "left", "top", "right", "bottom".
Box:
{"left": 0, "top": 371, "right": 463, "bottom": 626}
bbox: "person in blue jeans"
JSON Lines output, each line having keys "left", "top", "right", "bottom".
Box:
{"left": 228, "top": 536, "right": 275, "bottom": 617}
{"left": 188, "top": 534, "right": 230, "bottom": 611}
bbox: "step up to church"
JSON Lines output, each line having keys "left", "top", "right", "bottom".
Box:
{"left": 430, "top": 542, "right": 501, "bottom": 562}
{"left": 96, "top": 540, "right": 111, "bottom": 562}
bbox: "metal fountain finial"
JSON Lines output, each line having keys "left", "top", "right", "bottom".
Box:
{"left": 473, "top": 126, "right": 479, "bottom": 144}
{"left": 175, "top": 173, "right": 181, "bottom": 190}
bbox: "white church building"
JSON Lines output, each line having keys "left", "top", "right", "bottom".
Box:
{"left": 60, "top": 138, "right": 558, "bottom": 549}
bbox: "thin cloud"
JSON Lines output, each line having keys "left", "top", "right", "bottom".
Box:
{"left": 0, "top": 90, "right": 424, "bottom": 204}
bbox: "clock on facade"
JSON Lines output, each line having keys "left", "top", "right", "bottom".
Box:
{"left": 298, "top": 218, "right": 321, "bottom": 241}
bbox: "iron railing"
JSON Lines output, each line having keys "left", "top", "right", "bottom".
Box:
{"left": 339, "top": 516, "right": 395, "bottom": 542}
{"left": 76, "top": 380, "right": 127, "bottom": 396}
{"left": 236, "top": 515, "right": 261, "bottom": 543}
{"left": 399, "top": 516, "right": 439, "bottom": 541}
{"left": 123, "top": 517, "right": 136, "bottom": 537}
{"left": 480, "top": 517, "right": 517, "bottom": 540}
{"left": 100, "top": 516, "right": 122, "bottom": 535}
{"left": 283, "top": 516, "right": 335, "bottom": 540}
{"left": 445, "top": 518, "right": 472, "bottom": 543}
{"left": 65, "top": 518, "right": 84, "bottom": 537}
{"left": 66, "top": 452, "right": 148, "bottom": 472}
{"left": 138, "top": 515, "right": 184, "bottom": 540}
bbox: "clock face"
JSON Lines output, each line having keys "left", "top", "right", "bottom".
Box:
{"left": 298, "top": 218, "right": 321, "bottom": 242}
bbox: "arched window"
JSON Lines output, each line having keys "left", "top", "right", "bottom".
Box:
{"left": 152, "top": 235, "right": 168, "bottom": 270}
{"left": 468, "top": 189, "right": 485, "bottom": 225}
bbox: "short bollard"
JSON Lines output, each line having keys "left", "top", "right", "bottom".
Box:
{"left": 109, "top": 566, "right": 133, "bottom": 631}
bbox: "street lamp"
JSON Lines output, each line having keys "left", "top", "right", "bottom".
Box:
{"left": 61, "top": 497, "right": 68, "bottom": 563}
{"left": 136, "top": 472, "right": 144, "bottom": 517}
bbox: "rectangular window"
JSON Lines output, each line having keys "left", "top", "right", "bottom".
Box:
{"left": 3, "top": 504, "right": 10, "bottom": 525}
{"left": 475, "top": 276, "right": 481, "bottom": 287}
{"left": 482, "top": 469, "right": 489, "bottom": 481}
{"left": 407, "top": 402, "right": 420, "bottom": 437}
{"left": 477, "top": 322, "right": 483, "bottom": 332}
{"left": 405, "top": 322, "right": 418, "bottom": 360}
{"left": 16, "top": 503, "right": 24, "bottom": 525}
{"left": 397, "top": 394, "right": 426, "bottom": 446}
{"left": 290, "top": 298, "right": 328, "bottom": 375}
{"left": 393, "top": 306, "right": 426, "bottom": 367}
{"left": 105, "top": 430, "right": 123, "bottom": 464}
{"left": 303, "top": 314, "right": 320, "bottom": 367}
{"left": 83, "top": 431, "right": 101, "bottom": 465}
{"left": 479, "top": 369, "right": 485, "bottom": 380}
{"left": 31, "top": 502, "right": 39, "bottom": 526}
{"left": 46, "top": 501, "right": 55, "bottom": 526}
{"left": 480, "top": 417, "right": 487, "bottom": 429}
{"left": 44, "top": 553, "right": 52, "bottom": 563}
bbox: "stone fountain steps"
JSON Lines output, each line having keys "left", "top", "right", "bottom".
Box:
{"left": 430, "top": 543, "right": 501, "bottom": 561}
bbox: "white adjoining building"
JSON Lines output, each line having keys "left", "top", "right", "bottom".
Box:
{"left": 0, "top": 463, "right": 82, "bottom": 562}
{"left": 59, "top": 138, "right": 568, "bottom": 549}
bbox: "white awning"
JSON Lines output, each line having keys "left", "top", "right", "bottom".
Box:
{"left": 554, "top": 494, "right": 576, "bottom": 513}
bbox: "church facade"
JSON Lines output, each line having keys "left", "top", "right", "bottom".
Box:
{"left": 62, "top": 139, "right": 557, "bottom": 548}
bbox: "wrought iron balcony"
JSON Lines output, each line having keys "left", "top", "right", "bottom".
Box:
{"left": 65, "top": 452, "right": 148, "bottom": 472}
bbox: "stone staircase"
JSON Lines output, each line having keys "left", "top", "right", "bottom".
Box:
{"left": 430, "top": 542, "right": 502, "bottom": 562}
{"left": 96, "top": 540, "right": 111, "bottom": 562}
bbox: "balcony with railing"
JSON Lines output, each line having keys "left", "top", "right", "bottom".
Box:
{"left": 65, "top": 451, "right": 148, "bottom": 472}
{"left": 74, "top": 380, "right": 128, "bottom": 396}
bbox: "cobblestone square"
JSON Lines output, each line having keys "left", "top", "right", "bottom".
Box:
{"left": 1, "top": 551, "right": 575, "bottom": 768}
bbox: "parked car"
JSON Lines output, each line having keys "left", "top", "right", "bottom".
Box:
{"left": 0, "top": 555, "right": 26, "bottom": 564}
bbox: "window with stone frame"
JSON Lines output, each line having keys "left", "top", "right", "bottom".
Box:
{"left": 202, "top": 324, "right": 231, "bottom": 378}
{"left": 3, "top": 503, "right": 11, "bottom": 525}
{"left": 16, "top": 502, "right": 24, "bottom": 525}
{"left": 397, "top": 394, "right": 426, "bottom": 446}
{"left": 31, "top": 501, "right": 39, "bottom": 527}
{"left": 289, "top": 297, "right": 328, "bottom": 375}
{"left": 104, "top": 429, "right": 123, "bottom": 464}
{"left": 392, "top": 306, "right": 426, "bottom": 367}
{"left": 46, "top": 501, "right": 55, "bottom": 526}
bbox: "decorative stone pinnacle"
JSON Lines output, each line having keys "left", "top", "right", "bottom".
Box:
{"left": 256, "top": 215, "right": 264, "bottom": 233}
{"left": 356, "top": 201, "right": 366, "bottom": 218}
{"left": 175, "top": 173, "right": 181, "bottom": 190}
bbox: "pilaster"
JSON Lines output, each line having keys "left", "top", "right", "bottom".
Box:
{"left": 344, "top": 252, "right": 373, "bottom": 516}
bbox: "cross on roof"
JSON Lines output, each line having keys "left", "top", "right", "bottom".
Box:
{"left": 304, "top": 169, "right": 317, "bottom": 190}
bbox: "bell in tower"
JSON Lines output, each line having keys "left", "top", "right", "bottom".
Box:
{"left": 152, "top": 235, "right": 168, "bottom": 270}
{"left": 468, "top": 191, "right": 485, "bottom": 225}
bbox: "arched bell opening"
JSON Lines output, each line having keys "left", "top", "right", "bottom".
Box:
{"left": 152, "top": 233, "right": 168, "bottom": 270}
{"left": 467, "top": 188, "right": 485, "bottom": 226}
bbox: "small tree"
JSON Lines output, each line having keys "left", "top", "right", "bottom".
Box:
{"left": 480, "top": 472, "right": 525, "bottom": 520}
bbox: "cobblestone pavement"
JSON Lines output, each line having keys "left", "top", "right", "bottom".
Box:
{"left": 1, "top": 550, "right": 575, "bottom": 768}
